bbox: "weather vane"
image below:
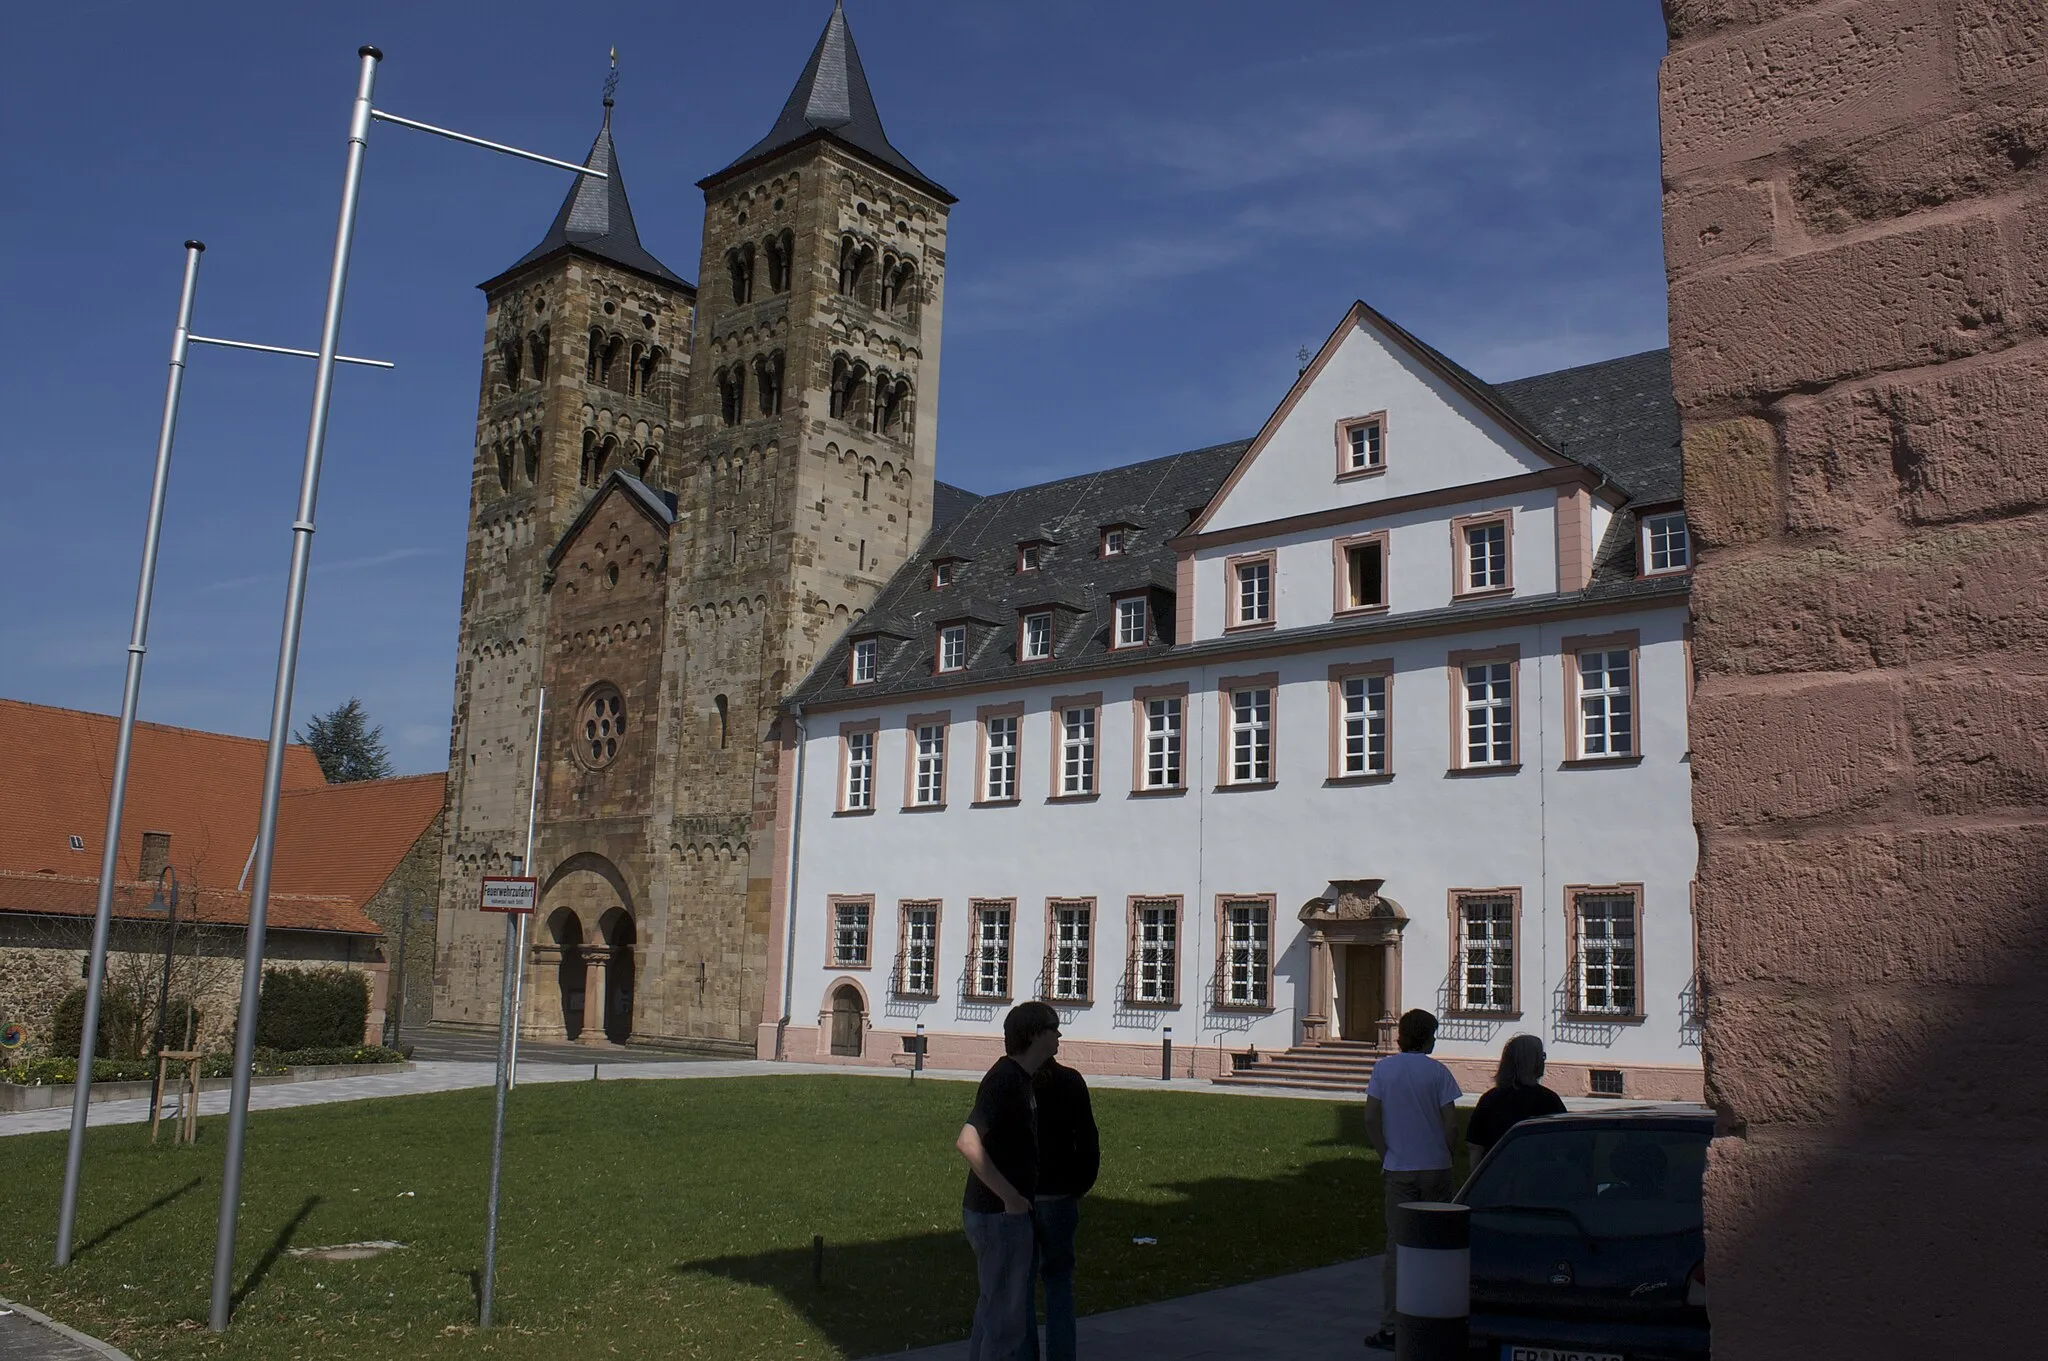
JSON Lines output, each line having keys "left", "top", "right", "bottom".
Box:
{"left": 604, "top": 47, "right": 620, "bottom": 107}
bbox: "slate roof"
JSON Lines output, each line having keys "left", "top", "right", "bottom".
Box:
{"left": 485, "top": 104, "right": 689, "bottom": 292}
{"left": 790, "top": 347, "right": 1686, "bottom": 711}
{"left": 703, "top": 1, "right": 953, "bottom": 203}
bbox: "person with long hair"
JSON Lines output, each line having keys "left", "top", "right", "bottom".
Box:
{"left": 1465, "top": 1033, "right": 1567, "bottom": 1165}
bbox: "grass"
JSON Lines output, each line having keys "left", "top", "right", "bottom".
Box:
{"left": 0, "top": 1074, "right": 1469, "bottom": 1359}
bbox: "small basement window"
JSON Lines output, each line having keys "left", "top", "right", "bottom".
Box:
{"left": 1589, "top": 1068, "right": 1626, "bottom": 1097}
{"left": 69, "top": 835, "right": 85, "bottom": 851}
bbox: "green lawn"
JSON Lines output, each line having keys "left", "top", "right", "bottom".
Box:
{"left": 0, "top": 1075, "right": 1466, "bottom": 1359}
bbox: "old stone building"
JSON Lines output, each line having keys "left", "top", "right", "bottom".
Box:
{"left": 435, "top": 3, "right": 952, "bottom": 1050}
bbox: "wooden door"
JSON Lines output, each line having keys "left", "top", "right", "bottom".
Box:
{"left": 829, "top": 986, "right": 863, "bottom": 1056}
{"left": 1343, "top": 945, "right": 1385, "bottom": 1043}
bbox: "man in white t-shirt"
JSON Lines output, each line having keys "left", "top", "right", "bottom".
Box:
{"left": 1361, "top": 1008, "right": 1462, "bottom": 1350}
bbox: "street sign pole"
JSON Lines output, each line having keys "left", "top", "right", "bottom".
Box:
{"left": 475, "top": 872, "right": 535, "bottom": 1328}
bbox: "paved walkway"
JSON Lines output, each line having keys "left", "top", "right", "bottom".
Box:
{"left": 862, "top": 1256, "right": 1381, "bottom": 1360}
{"left": 0, "top": 1299, "right": 127, "bottom": 1361}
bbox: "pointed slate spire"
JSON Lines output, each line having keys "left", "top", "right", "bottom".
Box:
{"left": 702, "top": 1, "right": 953, "bottom": 202}
{"left": 491, "top": 85, "right": 687, "bottom": 290}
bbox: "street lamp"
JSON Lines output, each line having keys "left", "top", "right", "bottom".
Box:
{"left": 144, "top": 867, "right": 181, "bottom": 1125}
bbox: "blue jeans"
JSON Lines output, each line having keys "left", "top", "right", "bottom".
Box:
{"left": 1021, "top": 1195, "right": 1080, "bottom": 1361}
{"left": 964, "top": 1208, "right": 1036, "bottom": 1361}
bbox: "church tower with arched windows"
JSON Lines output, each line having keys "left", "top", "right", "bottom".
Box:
{"left": 435, "top": 4, "right": 949, "bottom": 1051}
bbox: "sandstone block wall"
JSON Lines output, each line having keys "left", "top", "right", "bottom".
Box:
{"left": 1661, "top": 2, "right": 2046, "bottom": 1354}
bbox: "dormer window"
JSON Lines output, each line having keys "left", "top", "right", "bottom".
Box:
{"left": 1017, "top": 543, "right": 1042, "bottom": 573}
{"left": 849, "top": 637, "right": 878, "bottom": 685}
{"left": 938, "top": 623, "right": 968, "bottom": 672}
{"left": 1114, "top": 596, "right": 1149, "bottom": 649}
{"left": 1338, "top": 414, "right": 1386, "bottom": 478}
{"left": 932, "top": 560, "right": 956, "bottom": 589}
{"left": 1642, "top": 512, "right": 1690, "bottom": 576}
{"left": 1100, "top": 528, "right": 1127, "bottom": 558}
{"left": 1020, "top": 611, "right": 1053, "bottom": 662}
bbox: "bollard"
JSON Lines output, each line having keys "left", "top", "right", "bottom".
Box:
{"left": 812, "top": 1234, "right": 824, "bottom": 1285}
{"left": 1392, "top": 1200, "right": 1469, "bottom": 1360}
{"left": 913, "top": 1023, "right": 925, "bottom": 1080}
{"left": 1160, "top": 1026, "right": 1172, "bottom": 1080}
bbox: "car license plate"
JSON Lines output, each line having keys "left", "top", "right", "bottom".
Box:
{"left": 1503, "top": 1349, "right": 1624, "bottom": 1361}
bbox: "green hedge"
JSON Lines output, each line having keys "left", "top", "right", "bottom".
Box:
{"left": 255, "top": 968, "right": 369, "bottom": 1050}
{"left": 2, "top": 1045, "right": 402, "bottom": 1086}
{"left": 50, "top": 987, "right": 144, "bottom": 1060}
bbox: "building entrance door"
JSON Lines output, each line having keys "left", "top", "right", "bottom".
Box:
{"left": 1343, "top": 944, "right": 1386, "bottom": 1044}
{"left": 829, "top": 985, "right": 864, "bottom": 1056}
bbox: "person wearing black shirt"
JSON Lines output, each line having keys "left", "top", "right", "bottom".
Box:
{"left": 1465, "top": 1034, "right": 1568, "bottom": 1162}
{"left": 1023, "top": 1057, "right": 1099, "bottom": 1361}
{"left": 955, "top": 1002, "right": 1061, "bottom": 1361}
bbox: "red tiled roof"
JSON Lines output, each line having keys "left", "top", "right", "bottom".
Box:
{"left": 269, "top": 773, "right": 445, "bottom": 910}
{"left": 0, "top": 870, "right": 376, "bottom": 936}
{"left": 0, "top": 700, "right": 444, "bottom": 935}
{"left": 0, "top": 698, "right": 327, "bottom": 885}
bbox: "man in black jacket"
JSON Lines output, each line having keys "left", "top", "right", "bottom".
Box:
{"left": 1022, "top": 1055, "right": 1099, "bottom": 1361}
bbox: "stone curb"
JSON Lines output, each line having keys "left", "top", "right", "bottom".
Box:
{"left": 0, "top": 1296, "right": 134, "bottom": 1361}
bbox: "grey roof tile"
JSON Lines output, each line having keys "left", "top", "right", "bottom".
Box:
{"left": 487, "top": 104, "right": 689, "bottom": 291}
{"left": 703, "top": 1, "right": 952, "bottom": 203}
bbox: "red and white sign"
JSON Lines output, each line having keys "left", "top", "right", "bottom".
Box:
{"left": 479, "top": 876, "right": 538, "bottom": 914}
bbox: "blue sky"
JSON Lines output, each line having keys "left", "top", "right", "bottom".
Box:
{"left": 0, "top": 1, "right": 1672, "bottom": 775}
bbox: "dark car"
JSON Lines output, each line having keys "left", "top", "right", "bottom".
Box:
{"left": 1455, "top": 1108, "right": 1712, "bottom": 1361}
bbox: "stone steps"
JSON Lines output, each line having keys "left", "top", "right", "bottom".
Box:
{"left": 1211, "top": 1042, "right": 1385, "bottom": 1093}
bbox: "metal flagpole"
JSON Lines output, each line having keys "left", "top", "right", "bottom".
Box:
{"left": 479, "top": 884, "right": 520, "bottom": 1328}
{"left": 208, "top": 46, "right": 382, "bottom": 1332}
{"left": 508, "top": 688, "right": 544, "bottom": 1088}
{"left": 54, "top": 240, "right": 204, "bottom": 1268}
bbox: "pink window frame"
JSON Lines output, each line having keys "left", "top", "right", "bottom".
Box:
{"left": 1331, "top": 530, "right": 1391, "bottom": 617}
{"left": 1451, "top": 510, "right": 1515, "bottom": 599}
{"left": 1334, "top": 410, "right": 1389, "bottom": 481}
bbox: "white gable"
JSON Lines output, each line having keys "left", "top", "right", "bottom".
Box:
{"left": 1197, "top": 312, "right": 1558, "bottom": 534}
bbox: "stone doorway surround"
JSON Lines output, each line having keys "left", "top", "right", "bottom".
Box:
{"left": 1298, "top": 879, "right": 1407, "bottom": 1050}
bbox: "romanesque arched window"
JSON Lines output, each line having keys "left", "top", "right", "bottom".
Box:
{"left": 580, "top": 428, "right": 598, "bottom": 486}
{"left": 837, "top": 236, "right": 871, "bottom": 300}
{"left": 879, "top": 256, "right": 917, "bottom": 317}
{"left": 627, "top": 343, "right": 644, "bottom": 397}
{"left": 714, "top": 694, "right": 729, "bottom": 750}
{"left": 829, "top": 354, "right": 867, "bottom": 423}
{"left": 494, "top": 441, "right": 511, "bottom": 491}
{"left": 765, "top": 230, "right": 794, "bottom": 294}
{"left": 873, "top": 375, "right": 910, "bottom": 438}
{"left": 586, "top": 327, "right": 605, "bottom": 382}
{"left": 639, "top": 346, "right": 663, "bottom": 400}
{"left": 523, "top": 430, "right": 540, "bottom": 483}
{"left": 529, "top": 328, "right": 548, "bottom": 381}
{"left": 755, "top": 351, "right": 785, "bottom": 417}
{"left": 639, "top": 445, "right": 659, "bottom": 478}
{"left": 718, "top": 365, "right": 744, "bottom": 427}
{"left": 727, "top": 244, "right": 755, "bottom": 305}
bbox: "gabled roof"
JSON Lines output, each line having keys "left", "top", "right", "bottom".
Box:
{"left": 547, "top": 470, "right": 677, "bottom": 568}
{"left": 701, "top": 1, "right": 954, "bottom": 204}
{"left": 0, "top": 871, "right": 376, "bottom": 937}
{"left": 483, "top": 101, "right": 690, "bottom": 293}
{"left": 268, "top": 774, "right": 445, "bottom": 916}
{"left": 792, "top": 441, "right": 1249, "bottom": 706}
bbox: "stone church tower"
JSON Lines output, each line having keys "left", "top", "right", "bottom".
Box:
{"left": 436, "top": 2, "right": 950, "bottom": 1052}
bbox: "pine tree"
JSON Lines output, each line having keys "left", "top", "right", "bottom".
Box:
{"left": 295, "top": 698, "right": 393, "bottom": 783}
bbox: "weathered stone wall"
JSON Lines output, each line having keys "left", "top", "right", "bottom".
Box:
{"left": 1661, "top": 2, "right": 2047, "bottom": 1354}
{"left": 360, "top": 815, "right": 442, "bottom": 1041}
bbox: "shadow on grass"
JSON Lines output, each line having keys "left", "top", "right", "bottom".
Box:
{"left": 228, "top": 1194, "right": 321, "bottom": 1318}
{"left": 73, "top": 1176, "right": 204, "bottom": 1260}
{"left": 674, "top": 1145, "right": 1384, "bottom": 1358}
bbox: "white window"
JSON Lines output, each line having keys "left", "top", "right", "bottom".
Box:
{"left": 1234, "top": 558, "right": 1272, "bottom": 626}
{"left": 1464, "top": 520, "right": 1508, "bottom": 591}
{"left": 984, "top": 714, "right": 1018, "bottom": 801}
{"left": 1222, "top": 899, "right": 1271, "bottom": 1008}
{"left": 831, "top": 899, "right": 871, "bottom": 967}
{"left": 1229, "top": 687, "right": 1272, "bottom": 784}
{"left": 1060, "top": 706, "right": 1096, "bottom": 795}
{"left": 972, "top": 902, "right": 1013, "bottom": 998}
{"left": 1463, "top": 662, "right": 1513, "bottom": 767}
{"left": 1144, "top": 696, "right": 1183, "bottom": 789}
{"left": 938, "top": 624, "right": 967, "bottom": 672}
{"left": 1018, "top": 543, "right": 1042, "bottom": 572}
{"left": 1644, "top": 512, "right": 1689, "bottom": 574}
{"left": 1049, "top": 901, "right": 1091, "bottom": 1001}
{"left": 849, "top": 638, "right": 877, "bottom": 685}
{"left": 1340, "top": 674, "right": 1387, "bottom": 777}
{"left": 1343, "top": 540, "right": 1385, "bottom": 611}
{"left": 1101, "top": 528, "right": 1126, "bottom": 556}
{"left": 844, "top": 729, "right": 875, "bottom": 810}
{"left": 1346, "top": 419, "right": 1384, "bottom": 472}
{"left": 1131, "top": 899, "right": 1178, "bottom": 1004}
{"left": 900, "top": 903, "right": 939, "bottom": 996}
{"left": 1575, "top": 893, "right": 1638, "bottom": 1015}
{"left": 1022, "top": 612, "right": 1052, "bottom": 661}
{"left": 932, "top": 560, "right": 956, "bottom": 588}
{"left": 1577, "top": 650, "right": 1633, "bottom": 757}
{"left": 1457, "top": 895, "right": 1515, "bottom": 1011}
{"left": 914, "top": 723, "right": 946, "bottom": 805}
{"left": 1115, "top": 596, "right": 1148, "bottom": 648}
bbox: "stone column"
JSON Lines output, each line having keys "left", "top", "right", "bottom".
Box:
{"left": 1378, "top": 933, "right": 1401, "bottom": 1052}
{"left": 1301, "top": 930, "right": 1329, "bottom": 1044}
{"left": 1661, "top": 4, "right": 2048, "bottom": 1355}
{"left": 580, "top": 948, "right": 608, "bottom": 1042}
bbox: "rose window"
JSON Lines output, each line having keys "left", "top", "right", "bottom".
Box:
{"left": 579, "top": 685, "right": 626, "bottom": 768}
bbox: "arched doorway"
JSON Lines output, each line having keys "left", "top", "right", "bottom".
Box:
{"left": 829, "top": 983, "right": 864, "bottom": 1057}
{"left": 598, "top": 907, "right": 636, "bottom": 1044}
{"left": 548, "top": 909, "right": 587, "bottom": 1040}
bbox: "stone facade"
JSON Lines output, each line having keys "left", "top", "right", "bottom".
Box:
{"left": 435, "top": 15, "right": 949, "bottom": 1053}
{"left": 1660, "top": 2, "right": 2047, "bottom": 1355}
